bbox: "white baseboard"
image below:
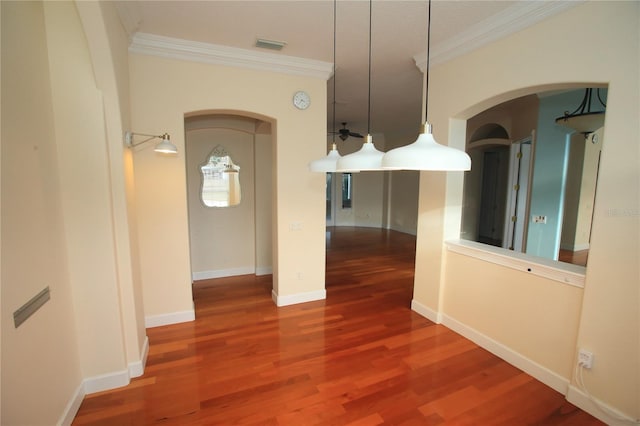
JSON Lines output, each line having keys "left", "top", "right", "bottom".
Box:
{"left": 411, "top": 305, "right": 570, "bottom": 395}
{"left": 388, "top": 224, "right": 418, "bottom": 236}
{"left": 411, "top": 299, "right": 442, "bottom": 324}
{"left": 560, "top": 243, "right": 590, "bottom": 251}
{"left": 57, "top": 382, "right": 85, "bottom": 426}
{"left": 440, "top": 313, "right": 569, "bottom": 394}
{"left": 272, "top": 289, "right": 326, "bottom": 307}
{"left": 128, "top": 336, "right": 149, "bottom": 378}
{"left": 256, "top": 266, "right": 273, "bottom": 276}
{"left": 58, "top": 337, "right": 150, "bottom": 425}
{"left": 83, "top": 369, "right": 130, "bottom": 394}
{"left": 567, "top": 385, "right": 638, "bottom": 425}
{"left": 193, "top": 267, "right": 254, "bottom": 281}
{"left": 145, "top": 309, "right": 195, "bottom": 328}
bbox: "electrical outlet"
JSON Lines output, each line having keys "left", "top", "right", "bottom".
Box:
{"left": 578, "top": 349, "right": 594, "bottom": 369}
{"left": 532, "top": 215, "right": 547, "bottom": 224}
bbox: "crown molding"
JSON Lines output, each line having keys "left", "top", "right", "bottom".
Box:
{"left": 415, "top": 1, "right": 583, "bottom": 72}
{"left": 130, "top": 32, "right": 334, "bottom": 80}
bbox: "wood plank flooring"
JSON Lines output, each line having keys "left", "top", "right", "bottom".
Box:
{"left": 73, "top": 227, "right": 603, "bottom": 425}
{"left": 558, "top": 249, "right": 589, "bottom": 267}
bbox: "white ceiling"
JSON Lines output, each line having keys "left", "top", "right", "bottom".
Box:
{"left": 116, "top": 0, "right": 579, "bottom": 141}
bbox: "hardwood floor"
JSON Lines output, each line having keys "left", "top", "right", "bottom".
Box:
{"left": 558, "top": 249, "right": 589, "bottom": 267}
{"left": 73, "top": 227, "right": 603, "bottom": 425}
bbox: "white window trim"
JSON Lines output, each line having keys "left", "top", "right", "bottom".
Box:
{"left": 445, "top": 239, "right": 585, "bottom": 288}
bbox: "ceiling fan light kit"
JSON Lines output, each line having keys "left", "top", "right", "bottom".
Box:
{"left": 338, "top": 122, "right": 364, "bottom": 141}
{"left": 554, "top": 87, "right": 606, "bottom": 137}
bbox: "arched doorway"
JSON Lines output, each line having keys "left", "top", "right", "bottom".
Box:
{"left": 184, "top": 112, "right": 274, "bottom": 283}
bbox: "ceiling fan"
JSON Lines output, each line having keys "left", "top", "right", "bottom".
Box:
{"left": 335, "top": 122, "right": 364, "bottom": 141}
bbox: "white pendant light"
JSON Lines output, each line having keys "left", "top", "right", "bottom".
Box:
{"left": 336, "top": 135, "right": 384, "bottom": 172}
{"left": 383, "top": 123, "right": 470, "bottom": 171}
{"left": 309, "top": 143, "right": 341, "bottom": 172}
{"left": 309, "top": 0, "right": 341, "bottom": 173}
{"left": 381, "top": 0, "right": 470, "bottom": 171}
{"left": 336, "top": 0, "right": 384, "bottom": 172}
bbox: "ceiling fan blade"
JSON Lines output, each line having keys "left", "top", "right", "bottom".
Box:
{"left": 335, "top": 123, "right": 363, "bottom": 140}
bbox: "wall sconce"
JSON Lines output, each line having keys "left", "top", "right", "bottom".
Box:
{"left": 124, "top": 131, "right": 178, "bottom": 154}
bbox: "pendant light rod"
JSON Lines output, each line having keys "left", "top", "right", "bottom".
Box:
{"left": 596, "top": 88, "right": 607, "bottom": 108}
{"left": 308, "top": 0, "right": 341, "bottom": 172}
{"left": 566, "top": 88, "right": 606, "bottom": 117}
{"left": 335, "top": 0, "right": 385, "bottom": 172}
{"left": 331, "top": 0, "right": 337, "bottom": 145}
{"left": 424, "top": 0, "right": 431, "bottom": 123}
{"left": 367, "top": 0, "right": 372, "bottom": 135}
{"left": 380, "top": 0, "right": 471, "bottom": 171}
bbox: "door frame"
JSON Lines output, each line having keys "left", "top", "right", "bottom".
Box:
{"left": 503, "top": 134, "right": 535, "bottom": 251}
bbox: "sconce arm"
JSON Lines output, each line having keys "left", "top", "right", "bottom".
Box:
{"left": 124, "top": 131, "right": 168, "bottom": 147}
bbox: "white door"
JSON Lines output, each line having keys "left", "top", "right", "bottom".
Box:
{"left": 503, "top": 137, "right": 533, "bottom": 251}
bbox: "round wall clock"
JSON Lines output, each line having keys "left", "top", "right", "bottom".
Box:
{"left": 293, "top": 91, "right": 311, "bottom": 110}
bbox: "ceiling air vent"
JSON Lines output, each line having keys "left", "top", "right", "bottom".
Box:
{"left": 255, "top": 38, "right": 286, "bottom": 51}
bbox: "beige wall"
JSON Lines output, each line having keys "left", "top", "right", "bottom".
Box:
{"left": 387, "top": 170, "right": 419, "bottom": 235}
{"left": 385, "top": 131, "right": 421, "bottom": 235}
{"left": 73, "top": 0, "right": 148, "bottom": 381}
{"left": 45, "top": 0, "right": 127, "bottom": 379}
{"left": 2, "top": 1, "right": 147, "bottom": 423}
{"left": 331, "top": 172, "right": 388, "bottom": 229}
{"left": 87, "top": 0, "right": 148, "bottom": 374}
{"left": 350, "top": 171, "right": 387, "bottom": 227}
{"left": 561, "top": 131, "right": 587, "bottom": 250}
{"left": 129, "top": 53, "right": 328, "bottom": 313}
{"left": 575, "top": 129, "right": 601, "bottom": 248}
{"left": 443, "top": 251, "right": 583, "bottom": 377}
{"left": 414, "top": 1, "right": 639, "bottom": 420}
{"left": 1, "top": 2, "right": 83, "bottom": 423}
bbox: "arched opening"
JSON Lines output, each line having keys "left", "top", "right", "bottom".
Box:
{"left": 458, "top": 86, "right": 606, "bottom": 265}
{"left": 470, "top": 123, "right": 510, "bottom": 142}
{"left": 183, "top": 111, "right": 275, "bottom": 291}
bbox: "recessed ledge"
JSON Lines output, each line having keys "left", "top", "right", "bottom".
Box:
{"left": 468, "top": 137, "right": 511, "bottom": 148}
{"left": 445, "top": 239, "right": 585, "bottom": 288}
